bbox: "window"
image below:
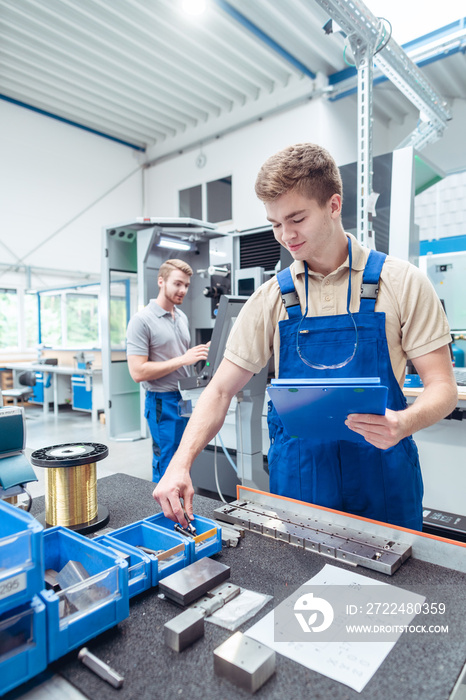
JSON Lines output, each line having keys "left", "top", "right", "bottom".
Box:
{"left": 207, "top": 176, "right": 232, "bottom": 223}
{"left": 0, "top": 289, "right": 18, "bottom": 350}
{"left": 40, "top": 294, "right": 62, "bottom": 346}
{"left": 39, "top": 285, "right": 101, "bottom": 349}
{"left": 66, "top": 294, "right": 99, "bottom": 345}
{"left": 179, "top": 185, "right": 202, "bottom": 219}
{"left": 109, "top": 276, "right": 133, "bottom": 349}
{"left": 178, "top": 176, "right": 232, "bottom": 223}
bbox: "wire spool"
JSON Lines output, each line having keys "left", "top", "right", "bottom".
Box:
{"left": 30, "top": 443, "right": 109, "bottom": 534}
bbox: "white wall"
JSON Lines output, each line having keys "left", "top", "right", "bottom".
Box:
{"left": 146, "top": 92, "right": 466, "bottom": 228}
{"left": 2, "top": 91, "right": 465, "bottom": 293}
{"left": 146, "top": 97, "right": 366, "bottom": 229}
{"left": 0, "top": 100, "right": 144, "bottom": 290}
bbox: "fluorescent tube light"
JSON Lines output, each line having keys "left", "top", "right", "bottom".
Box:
{"left": 158, "top": 237, "right": 192, "bottom": 251}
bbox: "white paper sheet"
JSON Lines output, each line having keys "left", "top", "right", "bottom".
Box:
{"left": 245, "top": 564, "right": 424, "bottom": 693}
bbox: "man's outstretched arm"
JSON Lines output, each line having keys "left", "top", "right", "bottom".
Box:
{"left": 152, "top": 358, "right": 254, "bottom": 525}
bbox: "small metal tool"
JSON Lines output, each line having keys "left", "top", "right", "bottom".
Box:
{"left": 181, "top": 502, "right": 197, "bottom": 535}
{"left": 78, "top": 647, "right": 124, "bottom": 688}
{"left": 174, "top": 523, "right": 197, "bottom": 538}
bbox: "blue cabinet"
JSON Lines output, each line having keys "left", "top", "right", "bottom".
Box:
{"left": 31, "top": 372, "right": 44, "bottom": 404}
{"left": 71, "top": 374, "right": 92, "bottom": 411}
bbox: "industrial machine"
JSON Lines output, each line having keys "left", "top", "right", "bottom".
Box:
{"left": 100, "top": 217, "right": 224, "bottom": 441}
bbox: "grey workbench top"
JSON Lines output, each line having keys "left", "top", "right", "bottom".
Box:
{"left": 25, "top": 474, "right": 466, "bottom": 700}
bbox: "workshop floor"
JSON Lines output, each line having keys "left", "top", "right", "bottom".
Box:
{"left": 22, "top": 404, "right": 154, "bottom": 498}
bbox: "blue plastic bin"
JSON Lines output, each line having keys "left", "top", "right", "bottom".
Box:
{"left": 108, "top": 521, "right": 189, "bottom": 586}
{"left": 0, "top": 594, "right": 47, "bottom": 696}
{"left": 0, "top": 501, "right": 44, "bottom": 616}
{"left": 93, "top": 534, "right": 152, "bottom": 599}
{"left": 39, "top": 526, "right": 129, "bottom": 662}
{"left": 144, "top": 512, "right": 222, "bottom": 563}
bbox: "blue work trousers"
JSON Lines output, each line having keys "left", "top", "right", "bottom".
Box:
{"left": 144, "top": 391, "right": 188, "bottom": 483}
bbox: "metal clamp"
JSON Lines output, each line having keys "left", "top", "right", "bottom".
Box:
{"left": 360, "top": 282, "right": 379, "bottom": 299}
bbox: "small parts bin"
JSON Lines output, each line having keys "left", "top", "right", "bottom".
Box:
{"left": 144, "top": 512, "right": 222, "bottom": 563}
{"left": 0, "top": 595, "right": 47, "bottom": 696}
{"left": 39, "top": 526, "right": 129, "bottom": 662}
{"left": 107, "top": 521, "right": 189, "bottom": 587}
{"left": 93, "top": 533, "right": 152, "bottom": 599}
{"left": 0, "top": 500, "right": 44, "bottom": 616}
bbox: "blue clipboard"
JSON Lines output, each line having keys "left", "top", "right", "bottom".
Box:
{"left": 267, "top": 377, "right": 388, "bottom": 443}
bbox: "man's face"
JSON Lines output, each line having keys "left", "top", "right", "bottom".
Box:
{"left": 265, "top": 189, "right": 341, "bottom": 262}
{"left": 159, "top": 269, "right": 191, "bottom": 306}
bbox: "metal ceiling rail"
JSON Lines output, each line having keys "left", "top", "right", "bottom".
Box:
{"left": 315, "top": 0, "right": 452, "bottom": 134}
{"left": 313, "top": 0, "right": 453, "bottom": 248}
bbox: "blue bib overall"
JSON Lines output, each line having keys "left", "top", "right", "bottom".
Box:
{"left": 268, "top": 245, "right": 423, "bottom": 530}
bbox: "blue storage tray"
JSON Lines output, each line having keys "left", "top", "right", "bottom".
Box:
{"left": 0, "top": 594, "right": 47, "bottom": 696}
{"left": 108, "top": 521, "right": 189, "bottom": 586}
{"left": 93, "top": 534, "right": 152, "bottom": 599}
{"left": 39, "top": 526, "right": 129, "bottom": 662}
{"left": 144, "top": 512, "right": 222, "bottom": 563}
{"left": 0, "top": 501, "right": 44, "bottom": 616}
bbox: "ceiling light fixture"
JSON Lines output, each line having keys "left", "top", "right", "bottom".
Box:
{"left": 158, "top": 237, "right": 192, "bottom": 251}
{"left": 181, "top": 0, "right": 207, "bottom": 17}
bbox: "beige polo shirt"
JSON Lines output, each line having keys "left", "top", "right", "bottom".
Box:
{"left": 224, "top": 233, "right": 451, "bottom": 387}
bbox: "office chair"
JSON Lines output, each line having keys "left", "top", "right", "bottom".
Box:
{"left": 2, "top": 371, "right": 36, "bottom": 407}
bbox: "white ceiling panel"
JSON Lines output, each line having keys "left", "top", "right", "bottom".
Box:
{"left": 0, "top": 0, "right": 464, "bottom": 152}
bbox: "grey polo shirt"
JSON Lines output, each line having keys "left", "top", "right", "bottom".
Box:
{"left": 126, "top": 299, "right": 191, "bottom": 392}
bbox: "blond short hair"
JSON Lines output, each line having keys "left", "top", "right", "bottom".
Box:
{"left": 158, "top": 259, "right": 193, "bottom": 282}
{"left": 255, "top": 142, "right": 343, "bottom": 207}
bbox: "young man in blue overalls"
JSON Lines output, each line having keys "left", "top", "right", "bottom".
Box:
{"left": 153, "top": 143, "right": 457, "bottom": 531}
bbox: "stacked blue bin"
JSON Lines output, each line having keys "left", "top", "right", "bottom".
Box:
{"left": 98, "top": 520, "right": 190, "bottom": 593}
{"left": 0, "top": 500, "right": 47, "bottom": 696}
{"left": 93, "top": 532, "right": 154, "bottom": 599}
{"left": 39, "top": 526, "right": 130, "bottom": 662}
{"left": 143, "top": 513, "right": 222, "bottom": 563}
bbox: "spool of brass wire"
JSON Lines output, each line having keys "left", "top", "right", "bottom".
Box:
{"left": 30, "top": 443, "right": 109, "bottom": 534}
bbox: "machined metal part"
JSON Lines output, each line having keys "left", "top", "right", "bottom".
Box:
{"left": 213, "top": 631, "right": 276, "bottom": 694}
{"left": 192, "top": 582, "right": 241, "bottom": 616}
{"left": 159, "top": 557, "right": 230, "bottom": 606}
{"left": 44, "top": 568, "right": 60, "bottom": 592}
{"left": 78, "top": 647, "right": 124, "bottom": 688}
{"left": 214, "top": 501, "right": 411, "bottom": 575}
{"left": 220, "top": 526, "right": 241, "bottom": 547}
{"left": 216, "top": 520, "right": 245, "bottom": 538}
{"left": 164, "top": 608, "right": 205, "bottom": 652}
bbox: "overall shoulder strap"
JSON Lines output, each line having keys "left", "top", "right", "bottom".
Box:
{"left": 359, "top": 249, "right": 387, "bottom": 312}
{"left": 277, "top": 267, "right": 301, "bottom": 319}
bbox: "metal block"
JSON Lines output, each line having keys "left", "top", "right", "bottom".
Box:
{"left": 159, "top": 557, "right": 230, "bottom": 606}
{"left": 45, "top": 568, "right": 60, "bottom": 592}
{"left": 214, "top": 631, "right": 276, "bottom": 694}
{"left": 164, "top": 609, "right": 205, "bottom": 652}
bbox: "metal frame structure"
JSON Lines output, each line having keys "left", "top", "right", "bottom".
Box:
{"left": 315, "top": 0, "right": 451, "bottom": 247}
